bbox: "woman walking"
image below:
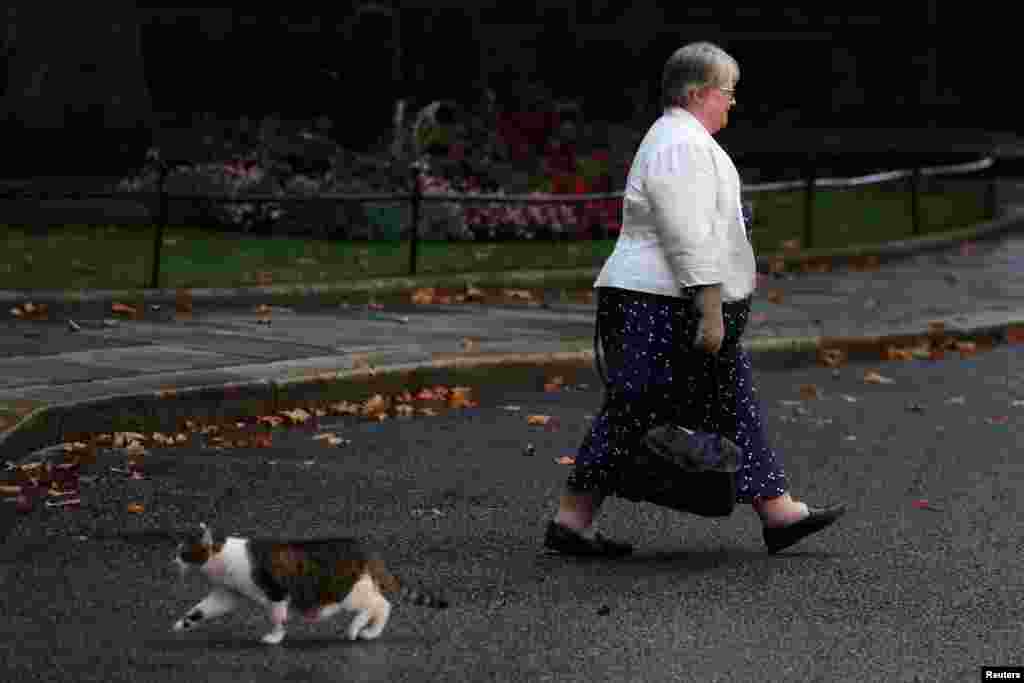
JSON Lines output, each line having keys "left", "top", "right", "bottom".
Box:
{"left": 544, "top": 42, "right": 845, "bottom": 557}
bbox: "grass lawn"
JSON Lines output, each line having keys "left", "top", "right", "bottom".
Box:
{"left": 0, "top": 180, "right": 990, "bottom": 291}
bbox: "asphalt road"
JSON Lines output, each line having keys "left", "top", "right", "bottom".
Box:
{"left": 3, "top": 344, "right": 1023, "bottom": 682}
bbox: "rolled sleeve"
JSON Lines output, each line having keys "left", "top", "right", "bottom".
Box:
{"left": 644, "top": 143, "right": 722, "bottom": 287}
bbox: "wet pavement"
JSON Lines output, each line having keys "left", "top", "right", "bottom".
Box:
{"left": 2, "top": 344, "right": 1023, "bottom": 682}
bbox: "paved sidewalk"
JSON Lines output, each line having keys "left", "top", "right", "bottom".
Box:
{"left": 1, "top": 203, "right": 1023, "bottom": 461}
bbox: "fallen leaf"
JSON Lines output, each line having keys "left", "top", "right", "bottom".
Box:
{"left": 928, "top": 321, "right": 946, "bottom": 336}
{"left": 863, "top": 370, "right": 895, "bottom": 385}
{"left": 282, "top": 408, "right": 313, "bottom": 425}
{"left": 395, "top": 404, "right": 415, "bottom": 417}
{"left": 884, "top": 346, "right": 915, "bottom": 361}
{"left": 460, "top": 338, "right": 480, "bottom": 352}
{"left": 175, "top": 289, "right": 193, "bottom": 313}
{"left": 45, "top": 497, "right": 81, "bottom": 509}
{"left": 818, "top": 348, "right": 846, "bottom": 368}
{"left": 554, "top": 455, "right": 575, "bottom": 465}
{"left": 799, "top": 384, "right": 821, "bottom": 400}
{"left": 955, "top": 341, "right": 977, "bottom": 358}
{"left": 254, "top": 304, "right": 272, "bottom": 315}
{"left": 0, "top": 484, "right": 21, "bottom": 495}
{"left": 417, "top": 407, "right": 438, "bottom": 417}
{"left": 411, "top": 288, "right": 436, "bottom": 305}
{"left": 127, "top": 503, "right": 144, "bottom": 514}
{"left": 503, "top": 289, "right": 535, "bottom": 301}
{"left": 255, "top": 271, "right": 274, "bottom": 286}
{"left": 361, "top": 394, "right": 389, "bottom": 418}
{"left": 448, "top": 387, "right": 477, "bottom": 409}
{"left": 465, "top": 286, "right": 486, "bottom": 301}
{"left": 766, "top": 290, "right": 784, "bottom": 304}
{"left": 527, "top": 415, "right": 552, "bottom": 426}
{"left": 780, "top": 239, "right": 801, "bottom": 251}
{"left": 327, "top": 401, "right": 360, "bottom": 416}
{"left": 111, "top": 302, "right": 138, "bottom": 317}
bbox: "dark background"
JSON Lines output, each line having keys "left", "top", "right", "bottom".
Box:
{"left": 0, "top": 2, "right": 1017, "bottom": 177}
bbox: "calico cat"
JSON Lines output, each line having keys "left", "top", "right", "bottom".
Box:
{"left": 172, "top": 523, "right": 448, "bottom": 644}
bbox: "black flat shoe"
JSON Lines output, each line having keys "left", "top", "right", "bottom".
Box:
{"left": 763, "top": 504, "right": 847, "bottom": 554}
{"left": 544, "top": 521, "right": 633, "bottom": 558}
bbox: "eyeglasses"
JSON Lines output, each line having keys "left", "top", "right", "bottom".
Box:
{"left": 717, "top": 87, "right": 737, "bottom": 105}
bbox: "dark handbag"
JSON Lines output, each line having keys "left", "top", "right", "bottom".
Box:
{"left": 594, "top": 315, "right": 741, "bottom": 517}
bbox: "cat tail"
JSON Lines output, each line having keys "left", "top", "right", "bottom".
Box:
{"left": 395, "top": 582, "right": 449, "bottom": 609}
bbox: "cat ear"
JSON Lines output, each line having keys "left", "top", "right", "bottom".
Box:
{"left": 200, "top": 522, "right": 213, "bottom": 546}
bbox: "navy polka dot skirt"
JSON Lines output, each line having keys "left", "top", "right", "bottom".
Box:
{"left": 566, "top": 286, "right": 789, "bottom": 503}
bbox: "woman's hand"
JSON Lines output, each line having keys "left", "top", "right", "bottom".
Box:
{"left": 694, "top": 284, "right": 724, "bottom": 354}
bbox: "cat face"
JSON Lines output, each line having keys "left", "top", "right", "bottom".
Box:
{"left": 174, "top": 522, "right": 216, "bottom": 576}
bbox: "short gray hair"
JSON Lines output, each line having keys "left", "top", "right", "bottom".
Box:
{"left": 661, "top": 42, "right": 739, "bottom": 108}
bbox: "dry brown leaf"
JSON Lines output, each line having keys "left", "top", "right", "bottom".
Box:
{"left": 465, "top": 286, "right": 486, "bottom": 301}
{"left": 956, "top": 341, "right": 977, "bottom": 358}
{"left": 10, "top": 307, "right": 24, "bottom": 318}
{"left": 395, "top": 404, "right": 415, "bottom": 417}
{"left": 362, "top": 395, "right": 389, "bottom": 418}
{"left": 175, "top": 289, "right": 193, "bottom": 313}
{"left": 418, "top": 407, "right": 438, "bottom": 417}
{"left": 766, "top": 290, "right": 784, "bottom": 304}
{"left": 254, "top": 304, "right": 272, "bottom": 315}
{"left": 448, "top": 387, "right": 477, "bottom": 409}
{"left": 527, "top": 415, "right": 552, "bottom": 426}
{"left": 503, "top": 289, "right": 535, "bottom": 301}
{"left": 818, "top": 348, "right": 846, "bottom": 368}
{"left": 544, "top": 376, "right": 566, "bottom": 393}
{"left": 411, "top": 288, "right": 436, "bottom": 305}
{"left": 864, "top": 370, "right": 895, "bottom": 385}
{"left": 255, "top": 271, "right": 274, "bottom": 286}
{"left": 126, "top": 503, "right": 144, "bottom": 514}
{"left": 799, "top": 384, "right": 821, "bottom": 400}
{"left": 780, "top": 239, "right": 801, "bottom": 251}
{"left": 460, "top": 338, "right": 480, "bottom": 352}
{"left": 282, "top": 408, "right": 312, "bottom": 425}
{"left": 328, "top": 401, "right": 360, "bottom": 416}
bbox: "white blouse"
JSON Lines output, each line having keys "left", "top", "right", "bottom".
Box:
{"left": 594, "top": 108, "right": 756, "bottom": 302}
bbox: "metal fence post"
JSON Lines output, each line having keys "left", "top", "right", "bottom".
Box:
{"left": 803, "top": 161, "right": 816, "bottom": 250}
{"left": 409, "top": 165, "right": 422, "bottom": 276}
{"left": 985, "top": 172, "right": 998, "bottom": 220}
{"left": 910, "top": 166, "right": 922, "bottom": 236}
{"left": 150, "top": 164, "right": 169, "bottom": 289}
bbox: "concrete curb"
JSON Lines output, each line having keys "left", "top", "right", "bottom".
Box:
{"left": 1, "top": 212, "right": 1021, "bottom": 305}
{"left": 3, "top": 319, "right": 1022, "bottom": 465}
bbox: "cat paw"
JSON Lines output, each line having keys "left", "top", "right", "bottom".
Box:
{"left": 261, "top": 630, "right": 285, "bottom": 645}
